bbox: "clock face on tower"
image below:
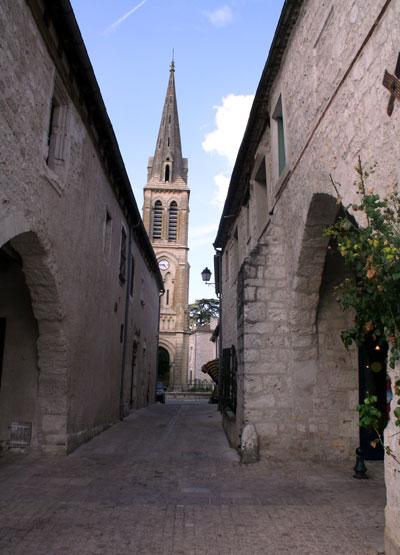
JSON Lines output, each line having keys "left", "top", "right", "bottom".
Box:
{"left": 158, "top": 259, "right": 169, "bottom": 271}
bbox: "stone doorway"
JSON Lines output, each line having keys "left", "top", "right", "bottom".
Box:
{"left": 0, "top": 231, "right": 68, "bottom": 454}
{"left": 157, "top": 346, "right": 170, "bottom": 387}
{"left": 291, "top": 194, "right": 358, "bottom": 460}
{"left": 0, "top": 242, "right": 39, "bottom": 450}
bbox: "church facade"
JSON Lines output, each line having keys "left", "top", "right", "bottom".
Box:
{"left": 143, "top": 64, "right": 190, "bottom": 391}
{"left": 214, "top": 1, "right": 400, "bottom": 552}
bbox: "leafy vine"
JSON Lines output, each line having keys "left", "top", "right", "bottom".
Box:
{"left": 325, "top": 159, "right": 400, "bottom": 464}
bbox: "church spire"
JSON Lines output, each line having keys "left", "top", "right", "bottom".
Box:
{"left": 148, "top": 60, "right": 187, "bottom": 185}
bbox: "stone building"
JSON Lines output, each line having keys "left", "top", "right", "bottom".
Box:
{"left": 0, "top": 0, "right": 163, "bottom": 454}
{"left": 214, "top": 1, "right": 400, "bottom": 552}
{"left": 188, "top": 318, "right": 218, "bottom": 388}
{"left": 143, "top": 63, "right": 190, "bottom": 391}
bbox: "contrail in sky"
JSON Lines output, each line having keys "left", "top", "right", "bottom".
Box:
{"left": 103, "top": 0, "right": 148, "bottom": 36}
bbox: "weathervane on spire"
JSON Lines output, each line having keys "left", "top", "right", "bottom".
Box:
{"left": 170, "top": 48, "right": 175, "bottom": 72}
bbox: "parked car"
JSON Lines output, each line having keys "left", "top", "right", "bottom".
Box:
{"left": 155, "top": 382, "right": 166, "bottom": 404}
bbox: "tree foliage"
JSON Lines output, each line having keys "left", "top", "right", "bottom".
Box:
{"left": 325, "top": 159, "right": 400, "bottom": 462}
{"left": 189, "top": 298, "right": 219, "bottom": 329}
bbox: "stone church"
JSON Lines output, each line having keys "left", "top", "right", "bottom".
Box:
{"left": 214, "top": 1, "right": 400, "bottom": 553}
{"left": 143, "top": 63, "right": 190, "bottom": 391}
{"left": 0, "top": 0, "right": 163, "bottom": 454}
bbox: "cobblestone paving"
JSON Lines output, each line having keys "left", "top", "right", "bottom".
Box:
{"left": 0, "top": 401, "right": 385, "bottom": 554}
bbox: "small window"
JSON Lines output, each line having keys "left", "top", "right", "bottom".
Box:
{"left": 152, "top": 201, "right": 163, "bottom": 240}
{"left": 253, "top": 156, "right": 268, "bottom": 238}
{"left": 166, "top": 289, "right": 170, "bottom": 305}
{"left": 130, "top": 256, "right": 135, "bottom": 297}
{"left": 272, "top": 96, "right": 286, "bottom": 176}
{"left": 165, "top": 165, "right": 170, "bottom": 182}
{"left": 103, "top": 209, "right": 112, "bottom": 256}
{"left": 168, "top": 201, "right": 178, "bottom": 241}
{"left": 46, "top": 79, "right": 69, "bottom": 171}
{"left": 168, "top": 115, "right": 171, "bottom": 124}
{"left": 167, "top": 137, "right": 170, "bottom": 146}
{"left": 47, "top": 98, "right": 58, "bottom": 165}
{"left": 119, "top": 227, "right": 127, "bottom": 283}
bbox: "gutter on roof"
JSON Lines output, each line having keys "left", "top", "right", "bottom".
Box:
{"left": 213, "top": 0, "right": 304, "bottom": 250}
{"left": 27, "top": 0, "right": 164, "bottom": 292}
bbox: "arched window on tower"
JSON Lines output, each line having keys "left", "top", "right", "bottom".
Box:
{"left": 168, "top": 201, "right": 178, "bottom": 242}
{"left": 165, "top": 164, "right": 170, "bottom": 182}
{"left": 152, "top": 200, "right": 163, "bottom": 240}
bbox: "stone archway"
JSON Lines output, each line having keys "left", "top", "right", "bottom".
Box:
{"left": 290, "top": 193, "right": 358, "bottom": 460}
{"left": 0, "top": 231, "right": 68, "bottom": 454}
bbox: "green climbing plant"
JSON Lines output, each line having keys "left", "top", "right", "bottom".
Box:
{"left": 325, "top": 158, "right": 400, "bottom": 464}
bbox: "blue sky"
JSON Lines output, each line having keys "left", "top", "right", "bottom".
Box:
{"left": 70, "top": 0, "right": 284, "bottom": 302}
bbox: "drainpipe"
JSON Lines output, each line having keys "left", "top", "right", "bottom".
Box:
{"left": 119, "top": 224, "right": 133, "bottom": 420}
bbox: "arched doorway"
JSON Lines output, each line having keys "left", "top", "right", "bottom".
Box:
{"left": 0, "top": 242, "right": 39, "bottom": 449}
{"left": 315, "top": 233, "right": 358, "bottom": 460}
{"left": 158, "top": 347, "right": 170, "bottom": 387}
{"left": 291, "top": 194, "right": 358, "bottom": 460}
{"left": 0, "top": 231, "right": 68, "bottom": 453}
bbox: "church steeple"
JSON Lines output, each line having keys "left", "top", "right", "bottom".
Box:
{"left": 142, "top": 59, "right": 190, "bottom": 392}
{"left": 147, "top": 61, "right": 188, "bottom": 186}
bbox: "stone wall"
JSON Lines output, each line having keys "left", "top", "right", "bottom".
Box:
{"left": 0, "top": 0, "right": 161, "bottom": 453}
{"left": 188, "top": 320, "right": 217, "bottom": 385}
{"left": 384, "top": 364, "right": 400, "bottom": 555}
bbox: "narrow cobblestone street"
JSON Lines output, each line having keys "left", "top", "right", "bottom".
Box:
{"left": 0, "top": 400, "right": 385, "bottom": 554}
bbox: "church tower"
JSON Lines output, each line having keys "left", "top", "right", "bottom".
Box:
{"left": 143, "top": 61, "right": 190, "bottom": 390}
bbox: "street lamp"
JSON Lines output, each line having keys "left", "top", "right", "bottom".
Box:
{"left": 201, "top": 267, "right": 214, "bottom": 285}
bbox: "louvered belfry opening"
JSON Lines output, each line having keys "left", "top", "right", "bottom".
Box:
{"left": 168, "top": 201, "right": 178, "bottom": 241}
{"left": 152, "top": 200, "right": 163, "bottom": 239}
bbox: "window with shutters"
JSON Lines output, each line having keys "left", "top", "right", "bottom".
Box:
{"left": 168, "top": 201, "right": 178, "bottom": 241}
{"left": 152, "top": 200, "right": 163, "bottom": 240}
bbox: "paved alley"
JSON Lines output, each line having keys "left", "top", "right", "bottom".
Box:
{"left": 0, "top": 401, "right": 385, "bottom": 554}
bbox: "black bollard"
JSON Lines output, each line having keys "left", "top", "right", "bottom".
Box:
{"left": 353, "top": 447, "right": 368, "bottom": 479}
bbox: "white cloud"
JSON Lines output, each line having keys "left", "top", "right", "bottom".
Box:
{"left": 213, "top": 173, "right": 230, "bottom": 207}
{"left": 202, "top": 94, "right": 254, "bottom": 165}
{"left": 202, "top": 93, "right": 254, "bottom": 207}
{"left": 206, "top": 6, "right": 234, "bottom": 28}
{"left": 189, "top": 223, "right": 218, "bottom": 248}
{"left": 103, "top": 0, "right": 148, "bottom": 36}
{"left": 190, "top": 223, "right": 218, "bottom": 239}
